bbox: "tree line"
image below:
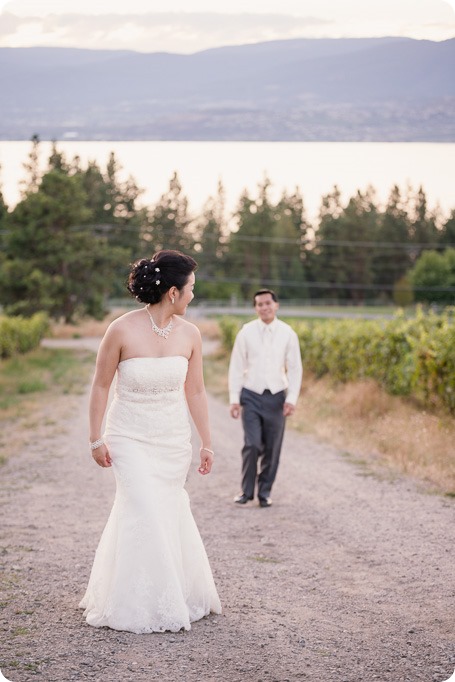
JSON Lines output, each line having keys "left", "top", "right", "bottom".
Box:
{"left": 0, "top": 138, "right": 454, "bottom": 321}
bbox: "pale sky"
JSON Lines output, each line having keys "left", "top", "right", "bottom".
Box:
{"left": 0, "top": 0, "right": 454, "bottom": 52}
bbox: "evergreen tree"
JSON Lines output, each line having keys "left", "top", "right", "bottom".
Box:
{"left": 372, "top": 185, "right": 412, "bottom": 299}
{"left": 409, "top": 249, "right": 455, "bottom": 306}
{"left": 439, "top": 210, "right": 455, "bottom": 248}
{"left": 48, "top": 141, "right": 69, "bottom": 173}
{"left": 338, "top": 188, "right": 378, "bottom": 304}
{"left": 226, "top": 180, "right": 310, "bottom": 301}
{"left": 20, "top": 133, "right": 41, "bottom": 196}
{"left": 272, "top": 189, "right": 310, "bottom": 300}
{"left": 74, "top": 151, "right": 145, "bottom": 295}
{"left": 194, "top": 181, "right": 232, "bottom": 299}
{"left": 77, "top": 152, "right": 144, "bottom": 256}
{"left": 79, "top": 160, "right": 110, "bottom": 222}
{"left": 311, "top": 186, "right": 346, "bottom": 302}
{"left": 409, "top": 186, "right": 439, "bottom": 261}
{"left": 312, "top": 187, "right": 378, "bottom": 303}
{"left": 1, "top": 169, "right": 128, "bottom": 321}
{"left": 0, "top": 179, "right": 8, "bottom": 274}
{"left": 143, "top": 172, "right": 194, "bottom": 254}
{"left": 228, "top": 179, "right": 277, "bottom": 299}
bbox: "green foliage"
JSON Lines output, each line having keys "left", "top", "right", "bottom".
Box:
{"left": 0, "top": 313, "right": 49, "bottom": 359}
{"left": 193, "top": 181, "right": 234, "bottom": 299}
{"left": 409, "top": 249, "right": 455, "bottom": 305}
{"left": 311, "top": 186, "right": 378, "bottom": 302}
{"left": 218, "top": 317, "right": 242, "bottom": 353}
{"left": 142, "top": 172, "right": 194, "bottom": 254}
{"left": 409, "top": 186, "right": 439, "bottom": 255}
{"left": 228, "top": 179, "right": 309, "bottom": 299}
{"left": 439, "top": 209, "right": 455, "bottom": 247}
{"left": 1, "top": 158, "right": 131, "bottom": 321}
{"left": 373, "top": 185, "right": 412, "bottom": 292}
{"left": 0, "top": 347, "right": 93, "bottom": 416}
{"left": 393, "top": 275, "right": 414, "bottom": 307}
{"left": 298, "top": 310, "right": 455, "bottom": 411}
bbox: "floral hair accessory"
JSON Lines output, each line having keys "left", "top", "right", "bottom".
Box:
{"left": 155, "top": 267, "right": 160, "bottom": 272}
{"left": 156, "top": 280, "right": 160, "bottom": 285}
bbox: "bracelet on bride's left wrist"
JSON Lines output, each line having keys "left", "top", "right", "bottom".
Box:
{"left": 200, "top": 446, "right": 214, "bottom": 456}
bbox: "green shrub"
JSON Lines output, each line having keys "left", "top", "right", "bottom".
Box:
{"left": 0, "top": 313, "right": 49, "bottom": 359}
{"left": 299, "top": 310, "right": 455, "bottom": 412}
{"left": 219, "top": 317, "right": 242, "bottom": 353}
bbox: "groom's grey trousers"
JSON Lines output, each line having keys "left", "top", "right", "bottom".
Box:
{"left": 239, "top": 387, "right": 286, "bottom": 500}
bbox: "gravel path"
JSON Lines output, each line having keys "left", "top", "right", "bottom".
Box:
{"left": 0, "top": 342, "right": 454, "bottom": 682}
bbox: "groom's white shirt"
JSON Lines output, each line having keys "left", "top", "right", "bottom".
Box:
{"left": 228, "top": 317, "right": 302, "bottom": 406}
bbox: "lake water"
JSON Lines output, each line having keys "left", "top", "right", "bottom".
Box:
{"left": 0, "top": 141, "right": 453, "bottom": 225}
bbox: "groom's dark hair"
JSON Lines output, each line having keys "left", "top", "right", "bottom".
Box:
{"left": 253, "top": 289, "right": 278, "bottom": 305}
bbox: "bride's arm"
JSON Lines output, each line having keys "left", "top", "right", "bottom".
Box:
{"left": 184, "top": 327, "right": 213, "bottom": 475}
{"left": 89, "top": 323, "right": 122, "bottom": 468}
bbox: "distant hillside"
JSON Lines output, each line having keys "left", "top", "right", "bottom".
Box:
{"left": 0, "top": 37, "right": 454, "bottom": 141}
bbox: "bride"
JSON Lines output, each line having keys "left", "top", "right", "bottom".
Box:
{"left": 79, "top": 249, "right": 222, "bottom": 633}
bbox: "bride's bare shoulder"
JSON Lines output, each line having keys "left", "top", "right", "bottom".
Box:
{"left": 105, "top": 309, "right": 144, "bottom": 335}
{"left": 176, "top": 317, "right": 201, "bottom": 337}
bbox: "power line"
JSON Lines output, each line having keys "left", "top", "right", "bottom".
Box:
{"left": 196, "top": 275, "right": 455, "bottom": 293}
{"left": 2, "top": 217, "right": 455, "bottom": 249}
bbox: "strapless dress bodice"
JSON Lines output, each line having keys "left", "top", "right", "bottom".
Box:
{"left": 114, "top": 356, "right": 188, "bottom": 403}
{"left": 105, "top": 355, "right": 190, "bottom": 443}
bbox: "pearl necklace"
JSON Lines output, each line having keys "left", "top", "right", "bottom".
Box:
{"left": 146, "top": 305, "right": 173, "bottom": 339}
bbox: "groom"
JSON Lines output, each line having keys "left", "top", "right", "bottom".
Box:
{"left": 228, "top": 289, "right": 303, "bottom": 507}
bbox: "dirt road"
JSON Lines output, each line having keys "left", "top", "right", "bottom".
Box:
{"left": 0, "top": 344, "right": 454, "bottom": 682}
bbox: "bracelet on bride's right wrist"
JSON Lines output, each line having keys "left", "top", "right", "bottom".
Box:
{"left": 200, "top": 446, "right": 214, "bottom": 456}
{"left": 90, "top": 438, "right": 104, "bottom": 450}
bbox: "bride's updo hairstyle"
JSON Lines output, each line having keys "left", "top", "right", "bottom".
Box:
{"left": 127, "top": 249, "right": 198, "bottom": 305}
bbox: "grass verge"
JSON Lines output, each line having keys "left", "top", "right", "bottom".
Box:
{"left": 0, "top": 347, "right": 94, "bottom": 464}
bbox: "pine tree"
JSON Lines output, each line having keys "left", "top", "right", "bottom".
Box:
{"left": 312, "top": 186, "right": 379, "bottom": 303}
{"left": 228, "top": 179, "right": 276, "bottom": 299}
{"left": 438, "top": 209, "right": 455, "bottom": 248}
{"left": 1, "top": 169, "right": 128, "bottom": 321}
{"left": 143, "top": 172, "right": 194, "bottom": 254}
{"left": 48, "top": 141, "right": 69, "bottom": 173}
{"left": 272, "top": 189, "right": 309, "bottom": 300}
{"left": 409, "top": 186, "right": 439, "bottom": 261}
{"left": 372, "top": 185, "right": 412, "bottom": 299}
{"left": 195, "top": 181, "right": 231, "bottom": 299}
{"left": 20, "top": 133, "right": 41, "bottom": 196}
{"left": 311, "top": 186, "right": 345, "bottom": 302}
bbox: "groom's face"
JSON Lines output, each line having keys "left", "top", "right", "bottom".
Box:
{"left": 254, "top": 293, "right": 279, "bottom": 324}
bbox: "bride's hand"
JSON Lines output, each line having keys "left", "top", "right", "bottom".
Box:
{"left": 198, "top": 447, "right": 214, "bottom": 475}
{"left": 92, "top": 444, "right": 112, "bottom": 468}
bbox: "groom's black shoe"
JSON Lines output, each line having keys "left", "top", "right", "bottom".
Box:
{"left": 259, "top": 497, "right": 272, "bottom": 508}
{"left": 234, "top": 493, "right": 250, "bottom": 504}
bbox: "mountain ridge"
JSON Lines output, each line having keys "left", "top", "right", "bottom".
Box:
{"left": 0, "top": 38, "right": 453, "bottom": 141}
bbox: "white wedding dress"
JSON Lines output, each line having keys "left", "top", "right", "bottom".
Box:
{"left": 79, "top": 356, "right": 221, "bottom": 633}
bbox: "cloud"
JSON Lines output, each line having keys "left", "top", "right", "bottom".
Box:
{"left": 0, "top": 11, "right": 334, "bottom": 52}
{"left": 0, "top": 7, "right": 453, "bottom": 52}
{"left": 4, "top": 0, "right": 454, "bottom": 22}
